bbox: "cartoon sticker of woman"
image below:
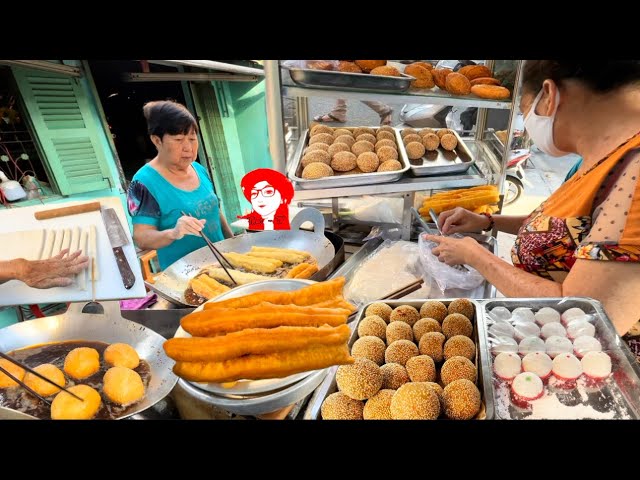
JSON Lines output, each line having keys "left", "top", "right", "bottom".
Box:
{"left": 237, "top": 168, "right": 294, "bottom": 231}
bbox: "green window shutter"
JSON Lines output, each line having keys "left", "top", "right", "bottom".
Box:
{"left": 11, "top": 68, "right": 112, "bottom": 195}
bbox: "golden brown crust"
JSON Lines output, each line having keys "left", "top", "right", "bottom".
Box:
{"left": 354, "top": 60, "right": 387, "bottom": 73}
{"left": 471, "top": 85, "right": 511, "bottom": 100}
{"left": 470, "top": 77, "right": 501, "bottom": 87}
{"left": 445, "top": 72, "right": 472, "bottom": 96}
{"left": 338, "top": 61, "right": 362, "bottom": 73}
{"left": 173, "top": 344, "right": 354, "bottom": 383}
{"left": 307, "top": 61, "right": 335, "bottom": 71}
{"left": 405, "top": 64, "right": 432, "bottom": 80}
{"left": 412, "top": 61, "right": 434, "bottom": 71}
{"left": 432, "top": 68, "right": 453, "bottom": 89}
{"left": 369, "top": 66, "right": 401, "bottom": 77}
{"left": 422, "top": 133, "right": 440, "bottom": 151}
{"left": 411, "top": 74, "right": 435, "bottom": 89}
{"left": 458, "top": 65, "right": 492, "bottom": 80}
{"left": 440, "top": 133, "right": 458, "bottom": 151}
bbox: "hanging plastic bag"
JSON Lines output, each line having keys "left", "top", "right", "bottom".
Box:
{"left": 418, "top": 232, "right": 485, "bottom": 293}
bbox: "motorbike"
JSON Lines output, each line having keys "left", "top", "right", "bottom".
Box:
{"left": 504, "top": 148, "right": 531, "bottom": 205}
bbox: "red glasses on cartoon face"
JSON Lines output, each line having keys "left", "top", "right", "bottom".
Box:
{"left": 251, "top": 185, "right": 276, "bottom": 199}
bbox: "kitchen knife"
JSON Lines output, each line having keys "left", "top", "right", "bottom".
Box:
{"left": 100, "top": 207, "right": 136, "bottom": 289}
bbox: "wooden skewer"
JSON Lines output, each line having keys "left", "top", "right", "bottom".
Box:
{"left": 0, "top": 351, "right": 83, "bottom": 401}
{"left": 181, "top": 211, "right": 238, "bottom": 286}
{"left": 0, "top": 363, "right": 51, "bottom": 406}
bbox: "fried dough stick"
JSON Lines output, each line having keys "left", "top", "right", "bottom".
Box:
{"left": 251, "top": 246, "right": 310, "bottom": 258}
{"left": 173, "top": 344, "right": 354, "bottom": 383}
{"left": 247, "top": 250, "right": 308, "bottom": 264}
{"left": 311, "top": 298, "right": 357, "bottom": 312}
{"left": 164, "top": 324, "right": 350, "bottom": 362}
{"left": 181, "top": 303, "right": 351, "bottom": 336}
{"left": 203, "top": 277, "right": 346, "bottom": 310}
{"left": 223, "top": 252, "right": 283, "bottom": 273}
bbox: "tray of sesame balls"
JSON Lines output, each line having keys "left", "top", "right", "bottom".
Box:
{"left": 480, "top": 298, "right": 640, "bottom": 420}
{"left": 288, "top": 125, "right": 410, "bottom": 190}
{"left": 303, "top": 298, "right": 492, "bottom": 420}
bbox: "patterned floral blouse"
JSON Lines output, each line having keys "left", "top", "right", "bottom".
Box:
{"left": 512, "top": 133, "right": 640, "bottom": 281}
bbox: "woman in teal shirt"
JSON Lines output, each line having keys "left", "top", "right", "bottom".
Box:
{"left": 127, "top": 100, "right": 234, "bottom": 270}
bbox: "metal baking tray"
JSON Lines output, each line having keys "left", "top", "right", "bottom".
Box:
{"left": 288, "top": 68, "right": 415, "bottom": 93}
{"left": 478, "top": 298, "right": 640, "bottom": 420}
{"left": 399, "top": 128, "right": 476, "bottom": 177}
{"left": 303, "top": 298, "right": 491, "bottom": 420}
{"left": 288, "top": 127, "right": 410, "bottom": 190}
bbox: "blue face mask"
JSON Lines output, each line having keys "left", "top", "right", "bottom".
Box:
{"left": 524, "top": 88, "right": 569, "bottom": 157}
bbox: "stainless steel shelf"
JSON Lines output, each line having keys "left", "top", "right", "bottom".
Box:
{"left": 282, "top": 85, "right": 512, "bottom": 110}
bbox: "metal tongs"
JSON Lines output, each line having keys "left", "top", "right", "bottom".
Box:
{"left": 181, "top": 211, "right": 237, "bottom": 286}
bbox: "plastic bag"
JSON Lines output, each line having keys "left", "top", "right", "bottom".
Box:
{"left": 281, "top": 60, "right": 339, "bottom": 70}
{"left": 341, "top": 195, "right": 403, "bottom": 224}
{"left": 418, "top": 232, "right": 485, "bottom": 293}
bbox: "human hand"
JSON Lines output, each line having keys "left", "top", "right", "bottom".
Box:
{"left": 19, "top": 249, "right": 89, "bottom": 288}
{"left": 171, "top": 215, "right": 207, "bottom": 240}
{"left": 438, "top": 207, "right": 490, "bottom": 235}
{"left": 424, "top": 234, "right": 482, "bottom": 267}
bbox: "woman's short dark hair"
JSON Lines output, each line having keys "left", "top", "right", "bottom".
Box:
{"left": 142, "top": 100, "right": 198, "bottom": 137}
{"left": 522, "top": 60, "right": 640, "bottom": 95}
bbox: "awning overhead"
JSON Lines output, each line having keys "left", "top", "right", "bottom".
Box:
{"left": 149, "top": 60, "right": 264, "bottom": 77}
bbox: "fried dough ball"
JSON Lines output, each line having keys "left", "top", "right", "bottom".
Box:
{"left": 331, "top": 151, "right": 357, "bottom": 172}
{"left": 406, "top": 141, "right": 426, "bottom": 160}
{"left": 420, "top": 301, "right": 448, "bottom": 323}
{"left": 363, "top": 389, "right": 394, "bottom": 420}
{"left": 470, "top": 77, "right": 501, "bottom": 86}
{"left": 386, "top": 321, "right": 414, "bottom": 345}
{"left": 336, "top": 167, "right": 363, "bottom": 176}
{"left": 377, "top": 160, "right": 402, "bottom": 172}
{"left": 390, "top": 305, "right": 420, "bottom": 326}
{"left": 406, "top": 65, "right": 435, "bottom": 89}
{"left": 443, "top": 378, "right": 481, "bottom": 420}
{"left": 356, "top": 133, "right": 377, "bottom": 145}
{"left": 103, "top": 366, "right": 145, "bottom": 406}
{"left": 370, "top": 66, "right": 401, "bottom": 77}
{"left": 411, "top": 75, "right": 435, "bottom": 89}
{"left": 50, "top": 384, "right": 101, "bottom": 420}
{"left": 358, "top": 315, "right": 387, "bottom": 340}
{"left": 424, "top": 382, "right": 444, "bottom": 409}
{"left": 376, "top": 130, "right": 395, "bottom": 142}
{"left": 422, "top": 133, "right": 440, "bottom": 151}
{"left": 440, "top": 133, "right": 458, "bottom": 151}
{"left": 403, "top": 134, "right": 422, "bottom": 145}
{"left": 301, "top": 150, "right": 331, "bottom": 168}
{"left": 377, "top": 146, "right": 399, "bottom": 162}
{"left": 444, "top": 335, "right": 476, "bottom": 361}
{"left": 336, "top": 358, "right": 382, "bottom": 400}
{"left": 353, "top": 127, "right": 375, "bottom": 137}
{"left": 333, "top": 128, "right": 352, "bottom": 138}
{"left": 448, "top": 298, "right": 475, "bottom": 320}
{"left": 304, "top": 142, "right": 329, "bottom": 154}
{"left": 442, "top": 313, "right": 474, "bottom": 339}
{"left": 357, "top": 152, "right": 380, "bottom": 173}
{"left": 351, "top": 140, "right": 375, "bottom": 156}
{"left": 378, "top": 125, "right": 395, "bottom": 135}
{"left": 405, "top": 355, "right": 437, "bottom": 382}
{"left": 23, "top": 364, "right": 65, "bottom": 397}
{"left": 338, "top": 61, "right": 362, "bottom": 73}
{"left": 327, "top": 142, "right": 351, "bottom": 158}
{"left": 440, "top": 356, "right": 477, "bottom": 386}
{"left": 375, "top": 139, "right": 397, "bottom": 152}
{"left": 384, "top": 339, "right": 419, "bottom": 366}
{"left": 437, "top": 128, "right": 455, "bottom": 139}
{"left": 302, "top": 162, "right": 333, "bottom": 179}
{"left": 380, "top": 363, "right": 410, "bottom": 390}
{"left": 351, "top": 336, "right": 386, "bottom": 365}
{"left": 400, "top": 128, "right": 418, "bottom": 138}
{"left": 310, "top": 124, "right": 333, "bottom": 136}
{"left": 64, "top": 347, "right": 100, "bottom": 379}
{"left": 355, "top": 60, "right": 387, "bottom": 73}
{"left": 412, "top": 61, "right": 434, "bottom": 71}
{"left": 0, "top": 358, "right": 25, "bottom": 388}
{"left": 321, "top": 392, "right": 364, "bottom": 420}
{"left": 445, "top": 72, "right": 472, "bottom": 96}
{"left": 334, "top": 134, "right": 356, "bottom": 147}
{"left": 458, "top": 64, "right": 492, "bottom": 81}
{"left": 365, "top": 302, "right": 393, "bottom": 323}
{"left": 432, "top": 68, "right": 453, "bottom": 89}
{"left": 390, "top": 382, "right": 440, "bottom": 420}
{"left": 470, "top": 85, "right": 511, "bottom": 100}
{"left": 419, "top": 331, "right": 446, "bottom": 363}
{"left": 309, "top": 132, "right": 334, "bottom": 146}
{"left": 413, "top": 318, "right": 442, "bottom": 342}
{"left": 419, "top": 128, "right": 436, "bottom": 137}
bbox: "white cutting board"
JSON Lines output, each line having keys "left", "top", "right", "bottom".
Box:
{"left": 0, "top": 196, "right": 146, "bottom": 306}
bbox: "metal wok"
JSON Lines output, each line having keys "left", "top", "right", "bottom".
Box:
{"left": 0, "top": 301, "right": 178, "bottom": 420}
{"left": 147, "top": 207, "right": 341, "bottom": 307}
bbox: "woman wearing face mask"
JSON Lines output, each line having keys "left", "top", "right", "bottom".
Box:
{"left": 127, "top": 100, "right": 234, "bottom": 270}
{"left": 425, "top": 60, "right": 640, "bottom": 336}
